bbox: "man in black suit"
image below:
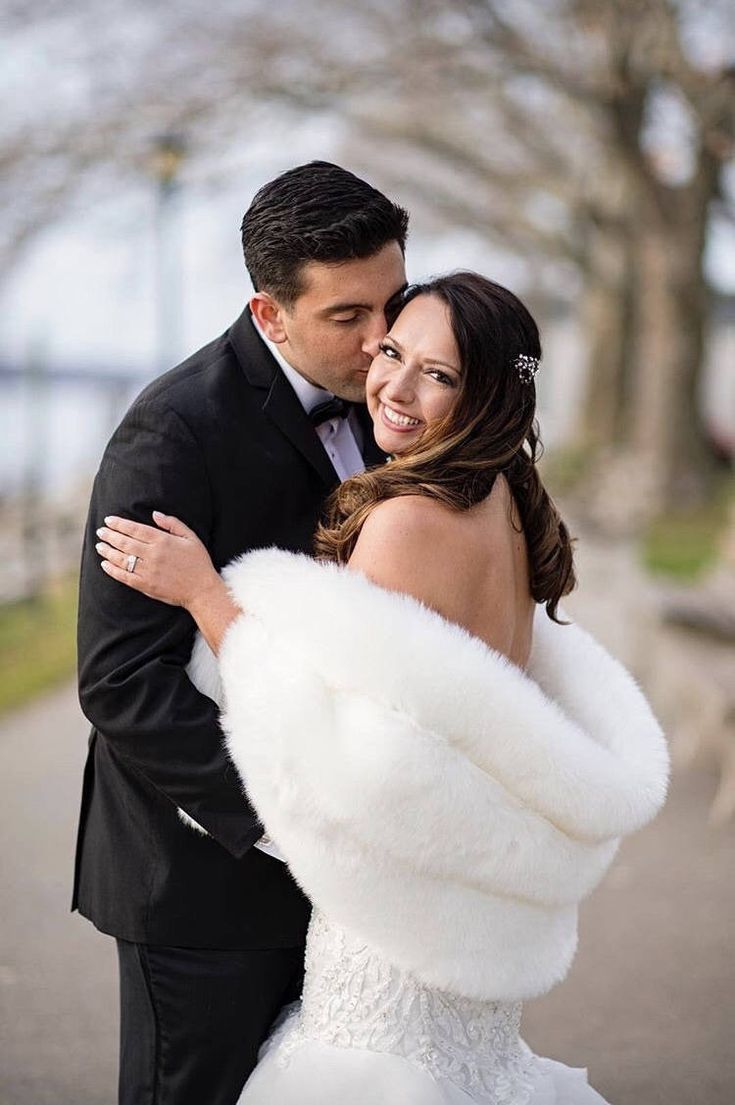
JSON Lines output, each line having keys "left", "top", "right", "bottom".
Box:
{"left": 73, "top": 160, "right": 408, "bottom": 1105}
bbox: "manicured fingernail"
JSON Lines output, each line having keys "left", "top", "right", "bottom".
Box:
{"left": 96, "top": 528, "right": 104, "bottom": 537}
{"left": 104, "top": 516, "right": 114, "bottom": 524}
{"left": 101, "top": 561, "right": 110, "bottom": 571}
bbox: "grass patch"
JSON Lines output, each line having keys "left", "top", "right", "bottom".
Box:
{"left": 539, "top": 444, "right": 590, "bottom": 495}
{"left": 642, "top": 476, "right": 735, "bottom": 581}
{"left": 0, "top": 575, "right": 78, "bottom": 716}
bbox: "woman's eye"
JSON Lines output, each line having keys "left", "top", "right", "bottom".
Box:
{"left": 428, "top": 369, "right": 455, "bottom": 387}
{"left": 379, "top": 342, "right": 400, "bottom": 359}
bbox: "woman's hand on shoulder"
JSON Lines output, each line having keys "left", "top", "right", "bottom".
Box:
{"left": 347, "top": 496, "right": 460, "bottom": 618}
{"left": 95, "top": 511, "right": 221, "bottom": 611}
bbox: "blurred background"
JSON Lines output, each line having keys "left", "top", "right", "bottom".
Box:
{"left": 1, "top": 1, "right": 734, "bottom": 1102}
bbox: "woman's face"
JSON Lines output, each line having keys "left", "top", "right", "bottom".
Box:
{"left": 366, "top": 294, "right": 462, "bottom": 455}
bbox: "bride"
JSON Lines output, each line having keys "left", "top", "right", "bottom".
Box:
{"left": 95, "top": 272, "right": 669, "bottom": 1104}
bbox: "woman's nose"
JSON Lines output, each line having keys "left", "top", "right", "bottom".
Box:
{"left": 384, "top": 366, "right": 415, "bottom": 403}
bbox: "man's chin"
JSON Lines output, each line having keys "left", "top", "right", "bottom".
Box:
{"left": 334, "top": 379, "right": 369, "bottom": 404}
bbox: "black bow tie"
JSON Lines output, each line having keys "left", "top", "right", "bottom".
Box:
{"left": 309, "top": 397, "right": 352, "bottom": 427}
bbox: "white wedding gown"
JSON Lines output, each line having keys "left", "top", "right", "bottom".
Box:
{"left": 238, "top": 910, "right": 610, "bottom": 1104}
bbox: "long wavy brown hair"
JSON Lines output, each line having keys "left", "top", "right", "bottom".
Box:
{"left": 314, "top": 272, "right": 577, "bottom": 623}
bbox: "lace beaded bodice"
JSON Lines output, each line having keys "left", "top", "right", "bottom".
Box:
{"left": 277, "top": 911, "right": 537, "bottom": 1104}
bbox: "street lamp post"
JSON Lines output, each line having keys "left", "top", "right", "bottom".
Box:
{"left": 20, "top": 338, "right": 47, "bottom": 600}
{"left": 150, "top": 133, "right": 186, "bottom": 373}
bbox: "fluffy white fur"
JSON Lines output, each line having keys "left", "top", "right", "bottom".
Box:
{"left": 186, "top": 548, "right": 669, "bottom": 1002}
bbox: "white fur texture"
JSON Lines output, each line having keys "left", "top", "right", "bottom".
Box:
{"left": 187, "top": 549, "right": 669, "bottom": 1002}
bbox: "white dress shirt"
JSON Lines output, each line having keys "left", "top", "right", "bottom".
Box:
{"left": 249, "top": 315, "right": 366, "bottom": 862}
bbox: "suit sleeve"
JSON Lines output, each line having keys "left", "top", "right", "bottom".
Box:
{"left": 77, "top": 394, "right": 261, "bottom": 859}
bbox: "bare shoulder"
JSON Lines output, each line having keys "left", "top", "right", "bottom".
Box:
{"left": 353, "top": 495, "right": 460, "bottom": 573}
{"left": 348, "top": 495, "right": 461, "bottom": 613}
{"left": 358, "top": 494, "right": 456, "bottom": 544}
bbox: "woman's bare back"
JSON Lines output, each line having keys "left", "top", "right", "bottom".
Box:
{"left": 454, "top": 474, "right": 535, "bottom": 669}
{"left": 348, "top": 474, "right": 535, "bottom": 671}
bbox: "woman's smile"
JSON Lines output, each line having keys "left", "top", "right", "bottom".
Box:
{"left": 380, "top": 402, "right": 423, "bottom": 431}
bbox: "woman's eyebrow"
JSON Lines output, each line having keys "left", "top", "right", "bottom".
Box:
{"left": 387, "top": 335, "right": 460, "bottom": 374}
{"left": 426, "top": 358, "right": 461, "bottom": 373}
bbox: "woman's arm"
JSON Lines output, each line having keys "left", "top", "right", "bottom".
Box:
{"left": 95, "top": 511, "right": 240, "bottom": 654}
{"left": 187, "top": 576, "right": 240, "bottom": 657}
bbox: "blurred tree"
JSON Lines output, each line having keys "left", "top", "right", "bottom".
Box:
{"left": 332, "top": 0, "right": 735, "bottom": 519}
{"left": 2, "top": 0, "right": 733, "bottom": 523}
{"left": 458, "top": 0, "right": 735, "bottom": 518}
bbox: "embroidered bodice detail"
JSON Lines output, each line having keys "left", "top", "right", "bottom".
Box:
{"left": 278, "top": 911, "right": 537, "bottom": 1103}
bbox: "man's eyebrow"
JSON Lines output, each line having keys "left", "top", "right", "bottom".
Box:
{"left": 319, "top": 302, "right": 372, "bottom": 315}
{"left": 384, "top": 335, "right": 461, "bottom": 374}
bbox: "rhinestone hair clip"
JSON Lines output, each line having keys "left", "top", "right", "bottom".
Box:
{"left": 514, "top": 353, "right": 540, "bottom": 384}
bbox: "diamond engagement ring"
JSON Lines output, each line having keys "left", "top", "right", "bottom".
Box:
{"left": 125, "top": 554, "right": 138, "bottom": 573}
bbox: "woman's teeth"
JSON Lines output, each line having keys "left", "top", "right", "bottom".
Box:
{"left": 383, "top": 405, "right": 421, "bottom": 428}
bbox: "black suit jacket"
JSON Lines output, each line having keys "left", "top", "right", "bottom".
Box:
{"left": 72, "top": 310, "right": 386, "bottom": 948}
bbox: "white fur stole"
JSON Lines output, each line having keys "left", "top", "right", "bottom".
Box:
{"left": 186, "top": 548, "right": 669, "bottom": 1002}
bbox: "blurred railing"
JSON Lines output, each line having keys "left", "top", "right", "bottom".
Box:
{"left": 0, "top": 362, "right": 146, "bottom": 602}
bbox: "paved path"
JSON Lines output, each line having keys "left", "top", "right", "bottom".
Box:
{"left": 1, "top": 683, "right": 116, "bottom": 1105}
{"left": 1, "top": 539, "right": 734, "bottom": 1103}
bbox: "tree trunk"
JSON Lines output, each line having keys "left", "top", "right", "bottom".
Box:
{"left": 578, "top": 224, "right": 636, "bottom": 450}
{"left": 629, "top": 204, "right": 717, "bottom": 515}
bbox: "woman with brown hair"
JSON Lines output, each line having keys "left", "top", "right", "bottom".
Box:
{"left": 95, "top": 273, "right": 668, "bottom": 1104}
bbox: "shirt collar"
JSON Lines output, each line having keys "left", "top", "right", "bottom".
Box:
{"left": 249, "top": 312, "right": 332, "bottom": 416}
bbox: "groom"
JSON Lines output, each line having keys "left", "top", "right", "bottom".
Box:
{"left": 73, "top": 160, "right": 408, "bottom": 1105}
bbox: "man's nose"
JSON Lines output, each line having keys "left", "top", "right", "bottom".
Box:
{"left": 361, "top": 313, "right": 388, "bottom": 358}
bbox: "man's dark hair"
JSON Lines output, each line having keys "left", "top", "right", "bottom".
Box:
{"left": 241, "top": 160, "right": 409, "bottom": 306}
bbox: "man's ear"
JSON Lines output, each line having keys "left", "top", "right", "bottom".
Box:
{"left": 250, "top": 292, "right": 288, "bottom": 343}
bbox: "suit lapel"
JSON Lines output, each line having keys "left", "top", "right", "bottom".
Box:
{"left": 228, "top": 308, "right": 387, "bottom": 483}
{"left": 228, "top": 309, "right": 338, "bottom": 489}
{"left": 263, "top": 370, "right": 339, "bottom": 488}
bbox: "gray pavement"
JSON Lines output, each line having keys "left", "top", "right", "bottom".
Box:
{"left": 1, "top": 672, "right": 734, "bottom": 1105}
